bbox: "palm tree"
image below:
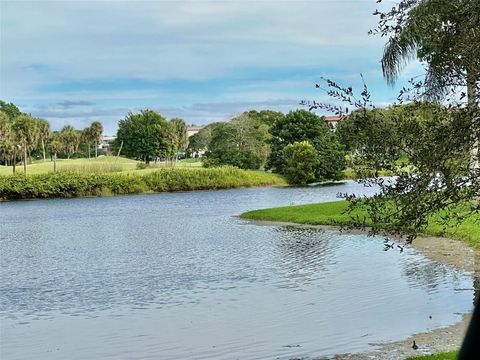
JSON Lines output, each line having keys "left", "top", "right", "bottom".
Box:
{"left": 82, "top": 127, "right": 94, "bottom": 159}
{"left": 12, "top": 115, "right": 39, "bottom": 175}
{"left": 59, "top": 125, "right": 80, "bottom": 159}
{"left": 48, "top": 136, "right": 63, "bottom": 173}
{"left": 0, "top": 112, "right": 14, "bottom": 170}
{"left": 382, "top": 0, "right": 478, "bottom": 94}
{"left": 380, "top": 0, "right": 479, "bottom": 173}
{"left": 37, "top": 119, "right": 51, "bottom": 162}
{"left": 89, "top": 121, "right": 103, "bottom": 158}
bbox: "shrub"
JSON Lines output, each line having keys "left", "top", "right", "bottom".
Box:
{"left": 0, "top": 167, "right": 286, "bottom": 200}
{"left": 282, "top": 141, "right": 319, "bottom": 185}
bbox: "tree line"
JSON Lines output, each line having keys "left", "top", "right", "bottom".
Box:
{"left": 0, "top": 100, "right": 103, "bottom": 174}
{"left": 187, "top": 109, "right": 346, "bottom": 185}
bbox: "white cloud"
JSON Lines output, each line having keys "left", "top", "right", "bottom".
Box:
{"left": 1, "top": 0, "right": 414, "bottom": 132}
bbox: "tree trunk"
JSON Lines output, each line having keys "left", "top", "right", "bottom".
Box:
{"left": 53, "top": 153, "right": 57, "bottom": 173}
{"left": 42, "top": 139, "right": 46, "bottom": 162}
{"left": 12, "top": 158, "right": 16, "bottom": 174}
{"left": 95, "top": 141, "right": 98, "bottom": 158}
{"left": 23, "top": 143, "right": 27, "bottom": 175}
{"left": 88, "top": 143, "right": 91, "bottom": 159}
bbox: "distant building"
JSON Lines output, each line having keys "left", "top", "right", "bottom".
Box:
{"left": 187, "top": 126, "right": 205, "bottom": 137}
{"left": 100, "top": 135, "right": 117, "bottom": 151}
{"left": 323, "top": 115, "right": 345, "bottom": 131}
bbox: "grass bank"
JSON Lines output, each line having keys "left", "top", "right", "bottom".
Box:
{"left": 406, "top": 351, "right": 457, "bottom": 360}
{"left": 0, "top": 166, "right": 286, "bottom": 200}
{"left": 0, "top": 156, "right": 203, "bottom": 176}
{"left": 241, "top": 200, "right": 480, "bottom": 246}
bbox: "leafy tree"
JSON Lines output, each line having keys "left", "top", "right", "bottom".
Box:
{"left": 187, "top": 124, "right": 217, "bottom": 157}
{"left": 377, "top": 0, "right": 479, "bottom": 175}
{"left": 243, "top": 110, "right": 285, "bottom": 127}
{"left": 0, "top": 100, "right": 22, "bottom": 119}
{"left": 336, "top": 108, "right": 397, "bottom": 156}
{"left": 116, "top": 109, "right": 169, "bottom": 164}
{"left": 12, "top": 114, "right": 39, "bottom": 175}
{"left": 168, "top": 118, "right": 188, "bottom": 162}
{"left": 206, "top": 114, "right": 271, "bottom": 169}
{"left": 314, "top": 130, "right": 347, "bottom": 181}
{"left": 268, "top": 109, "right": 345, "bottom": 179}
{"left": 282, "top": 141, "right": 319, "bottom": 185}
{"left": 0, "top": 112, "right": 19, "bottom": 172}
{"left": 59, "top": 125, "right": 80, "bottom": 159}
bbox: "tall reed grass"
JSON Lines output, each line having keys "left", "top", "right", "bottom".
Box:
{"left": 0, "top": 166, "right": 286, "bottom": 200}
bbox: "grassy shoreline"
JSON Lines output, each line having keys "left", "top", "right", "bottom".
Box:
{"left": 0, "top": 166, "right": 286, "bottom": 201}
{"left": 241, "top": 200, "right": 480, "bottom": 246}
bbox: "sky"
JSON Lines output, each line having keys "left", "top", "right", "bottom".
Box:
{"left": 0, "top": 0, "right": 423, "bottom": 135}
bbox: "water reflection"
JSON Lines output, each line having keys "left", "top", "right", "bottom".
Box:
{"left": 402, "top": 259, "right": 463, "bottom": 293}
{"left": 273, "top": 227, "right": 333, "bottom": 288}
{"left": 0, "top": 185, "right": 476, "bottom": 360}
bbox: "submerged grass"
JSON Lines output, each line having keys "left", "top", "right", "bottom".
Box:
{"left": 0, "top": 166, "right": 286, "bottom": 200}
{"left": 240, "top": 200, "right": 480, "bottom": 246}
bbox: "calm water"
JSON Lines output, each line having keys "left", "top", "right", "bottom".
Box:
{"left": 0, "top": 183, "right": 475, "bottom": 359}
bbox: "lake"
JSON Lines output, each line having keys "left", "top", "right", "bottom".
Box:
{"left": 0, "top": 182, "right": 474, "bottom": 359}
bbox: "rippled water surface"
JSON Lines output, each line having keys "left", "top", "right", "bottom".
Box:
{"left": 0, "top": 183, "right": 475, "bottom": 359}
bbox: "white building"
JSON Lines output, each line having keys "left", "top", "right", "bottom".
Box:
{"left": 187, "top": 126, "right": 205, "bottom": 137}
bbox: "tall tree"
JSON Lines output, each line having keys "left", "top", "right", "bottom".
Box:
{"left": 169, "top": 118, "right": 189, "bottom": 162}
{"left": 268, "top": 109, "right": 345, "bottom": 179}
{"left": 0, "top": 112, "right": 15, "bottom": 170}
{"left": 89, "top": 121, "right": 103, "bottom": 158}
{"left": 186, "top": 123, "right": 218, "bottom": 157}
{"left": 12, "top": 115, "right": 39, "bottom": 175}
{"left": 0, "top": 100, "right": 22, "bottom": 120}
{"left": 206, "top": 114, "right": 271, "bottom": 170}
{"left": 116, "top": 109, "right": 169, "bottom": 164}
{"left": 48, "top": 135, "right": 63, "bottom": 173}
{"left": 37, "top": 119, "right": 51, "bottom": 162}
{"left": 82, "top": 127, "right": 94, "bottom": 159}
{"left": 308, "top": 0, "right": 479, "bottom": 241}
{"left": 59, "top": 125, "right": 80, "bottom": 159}
{"left": 378, "top": 0, "right": 479, "bottom": 175}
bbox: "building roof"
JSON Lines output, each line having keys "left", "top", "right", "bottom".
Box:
{"left": 187, "top": 126, "right": 206, "bottom": 131}
{"left": 323, "top": 115, "right": 345, "bottom": 122}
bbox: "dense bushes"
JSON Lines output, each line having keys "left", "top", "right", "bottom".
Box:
{"left": 282, "top": 141, "right": 319, "bottom": 185}
{"left": 268, "top": 110, "right": 346, "bottom": 183}
{"left": 0, "top": 166, "right": 286, "bottom": 200}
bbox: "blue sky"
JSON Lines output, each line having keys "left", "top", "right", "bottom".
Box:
{"left": 0, "top": 0, "right": 423, "bottom": 134}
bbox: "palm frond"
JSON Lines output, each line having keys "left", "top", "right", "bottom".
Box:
{"left": 382, "top": 29, "right": 420, "bottom": 86}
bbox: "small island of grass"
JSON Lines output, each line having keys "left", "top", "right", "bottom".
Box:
{"left": 241, "top": 200, "right": 480, "bottom": 247}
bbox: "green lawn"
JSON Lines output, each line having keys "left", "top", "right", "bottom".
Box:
{"left": 240, "top": 200, "right": 480, "bottom": 246}
{"left": 406, "top": 351, "right": 457, "bottom": 360}
{"left": 0, "top": 156, "right": 203, "bottom": 175}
